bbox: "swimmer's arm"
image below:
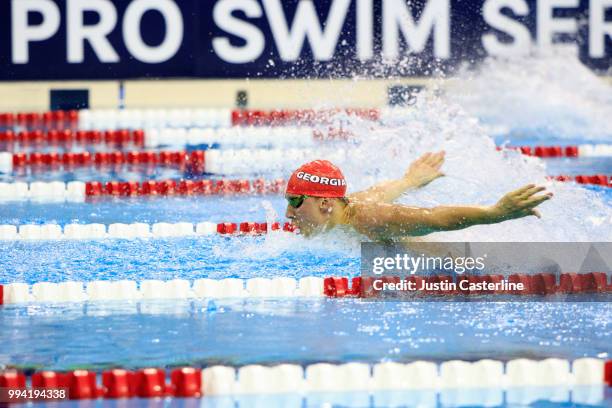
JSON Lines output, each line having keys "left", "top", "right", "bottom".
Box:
{"left": 354, "top": 185, "right": 553, "bottom": 237}
{"left": 349, "top": 178, "right": 421, "bottom": 203}
{"left": 355, "top": 203, "right": 502, "bottom": 237}
{"left": 349, "top": 151, "right": 445, "bottom": 203}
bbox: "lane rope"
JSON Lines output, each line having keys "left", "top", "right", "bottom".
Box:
{"left": 0, "top": 221, "right": 297, "bottom": 241}
{"left": 0, "top": 148, "right": 338, "bottom": 175}
{"left": 5, "top": 147, "right": 611, "bottom": 176}
{"left": 1, "top": 174, "right": 610, "bottom": 204}
{"left": 4, "top": 127, "right": 612, "bottom": 157}
{"left": 323, "top": 273, "right": 612, "bottom": 298}
{"left": 0, "top": 272, "right": 609, "bottom": 304}
{"left": 0, "top": 359, "right": 609, "bottom": 400}
{"left": 548, "top": 174, "right": 611, "bottom": 187}
{"left": 0, "top": 129, "right": 144, "bottom": 149}
{"left": 0, "top": 179, "right": 287, "bottom": 202}
{"left": 0, "top": 108, "right": 382, "bottom": 132}
{"left": 500, "top": 144, "right": 612, "bottom": 158}
{"left": 0, "top": 110, "right": 78, "bottom": 131}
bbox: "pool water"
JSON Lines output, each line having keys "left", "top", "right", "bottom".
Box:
{"left": 1, "top": 189, "right": 610, "bottom": 406}
{"left": 2, "top": 58, "right": 612, "bottom": 405}
{"left": 1, "top": 175, "right": 611, "bottom": 367}
{"left": 0, "top": 234, "right": 360, "bottom": 283}
{"left": 0, "top": 298, "right": 610, "bottom": 372}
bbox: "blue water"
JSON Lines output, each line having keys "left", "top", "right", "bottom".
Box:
{"left": 0, "top": 300, "right": 610, "bottom": 370}
{"left": 544, "top": 157, "right": 612, "bottom": 176}
{"left": 0, "top": 235, "right": 358, "bottom": 283}
{"left": 0, "top": 196, "right": 286, "bottom": 226}
{"left": 1, "top": 137, "right": 611, "bottom": 407}
{"left": 1, "top": 166, "right": 187, "bottom": 183}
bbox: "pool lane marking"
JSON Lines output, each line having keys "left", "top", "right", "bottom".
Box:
{"left": 0, "top": 129, "right": 144, "bottom": 148}
{"left": 0, "top": 178, "right": 287, "bottom": 202}
{"left": 0, "top": 127, "right": 317, "bottom": 149}
{"left": 0, "top": 359, "right": 609, "bottom": 399}
{"left": 3, "top": 135, "right": 612, "bottom": 157}
{"left": 1, "top": 276, "right": 322, "bottom": 303}
{"left": 0, "top": 221, "right": 297, "bottom": 241}
{"left": 0, "top": 174, "right": 609, "bottom": 203}
{"left": 324, "top": 274, "right": 612, "bottom": 297}
{"left": 0, "top": 110, "right": 78, "bottom": 130}
{"left": 2, "top": 143, "right": 612, "bottom": 174}
{"left": 499, "top": 144, "right": 612, "bottom": 158}
{"left": 0, "top": 107, "right": 379, "bottom": 129}
{"left": 1, "top": 148, "right": 314, "bottom": 175}
{"left": 0, "top": 273, "right": 610, "bottom": 304}
{"left": 547, "top": 174, "right": 611, "bottom": 187}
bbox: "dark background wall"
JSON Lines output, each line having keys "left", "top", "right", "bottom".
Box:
{"left": 0, "top": 0, "right": 610, "bottom": 80}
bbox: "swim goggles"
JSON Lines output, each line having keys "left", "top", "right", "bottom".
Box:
{"left": 287, "top": 195, "right": 308, "bottom": 208}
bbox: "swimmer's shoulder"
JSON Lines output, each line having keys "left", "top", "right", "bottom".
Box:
{"left": 343, "top": 198, "right": 395, "bottom": 232}
{"left": 344, "top": 201, "right": 392, "bottom": 242}
{"left": 345, "top": 198, "right": 393, "bottom": 219}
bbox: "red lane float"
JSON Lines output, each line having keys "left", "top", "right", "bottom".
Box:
{"left": 323, "top": 277, "right": 350, "bottom": 297}
{"left": 558, "top": 272, "right": 609, "bottom": 293}
{"left": 66, "top": 370, "right": 103, "bottom": 399}
{"left": 10, "top": 149, "right": 195, "bottom": 171}
{"left": 0, "top": 130, "right": 144, "bottom": 149}
{"left": 500, "top": 144, "right": 612, "bottom": 158}
{"left": 33, "top": 369, "right": 128, "bottom": 399}
{"left": 84, "top": 178, "right": 286, "bottom": 197}
{"left": 0, "top": 113, "right": 15, "bottom": 130}
{"left": 134, "top": 368, "right": 168, "bottom": 398}
{"left": 0, "top": 370, "right": 26, "bottom": 388}
{"left": 170, "top": 367, "right": 202, "bottom": 398}
{"left": 31, "top": 371, "right": 70, "bottom": 391}
{"left": 102, "top": 369, "right": 136, "bottom": 398}
{"left": 1, "top": 359, "right": 610, "bottom": 399}
{"left": 217, "top": 222, "right": 293, "bottom": 235}
{"left": 0, "top": 110, "right": 79, "bottom": 131}
{"left": 499, "top": 145, "right": 572, "bottom": 157}
{"left": 327, "top": 272, "right": 612, "bottom": 298}
{"left": 549, "top": 175, "right": 611, "bottom": 187}
{"left": 1, "top": 368, "right": 200, "bottom": 400}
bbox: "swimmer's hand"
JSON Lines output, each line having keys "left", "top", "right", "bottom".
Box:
{"left": 490, "top": 184, "right": 553, "bottom": 221}
{"left": 350, "top": 151, "right": 445, "bottom": 203}
{"left": 404, "top": 151, "right": 445, "bottom": 188}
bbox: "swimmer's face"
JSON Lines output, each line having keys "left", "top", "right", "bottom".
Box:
{"left": 285, "top": 194, "right": 333, "bottom": 236}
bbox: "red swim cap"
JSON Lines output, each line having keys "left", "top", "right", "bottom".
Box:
{"left": 286, "top": 160, "right": 347, "bottom": 198}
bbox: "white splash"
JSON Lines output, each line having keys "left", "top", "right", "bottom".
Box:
{"left": 323, "top": 87, "right": 612, "bottom": 242}
{"left": 445, "top": 48, "right": 612, "bottom": 141}
{"left": 261, "top": 199, "right": 280, "bottom": 226}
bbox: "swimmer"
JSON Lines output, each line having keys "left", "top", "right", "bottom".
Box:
{"left": 284, "top": 152, "right": 553, "bottom": 240}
